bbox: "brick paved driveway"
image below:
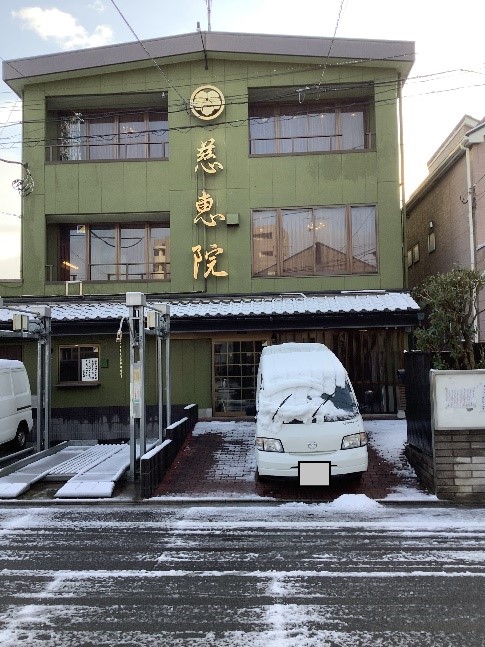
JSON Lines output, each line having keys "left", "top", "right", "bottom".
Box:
{"left": 154, "top": 420, "right": 428, "bottom": 502}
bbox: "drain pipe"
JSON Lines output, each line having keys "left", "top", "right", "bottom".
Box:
{"left": 461, "top": 136, "right": 478, "bottom": 344}
{"left": 461, "top": 137, "right": 475, "bottom": 271}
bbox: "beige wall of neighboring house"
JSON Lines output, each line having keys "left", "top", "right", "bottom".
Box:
{"left": 406, "top": 116, "right": 485, "bottom": 342}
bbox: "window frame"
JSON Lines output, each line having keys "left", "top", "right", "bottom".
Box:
{"left": 58, "top": 344, "right": 100, "bottom": 386}
{"left": 251, "top": 205, "right": 378, "bottom": 277}
{"left": 56, "top": 219, "right": 170, "bottom": 282}
{"left": 53, "top": 108, "right": 169, "bottom": 162}
{"left": 249, "top": 98, "right": 373, "bottom": 156}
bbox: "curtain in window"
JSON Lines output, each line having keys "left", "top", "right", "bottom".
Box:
{"left": 249, "top": 98, "right": 370, "bottom": 155}
{"left": 148, "top": 112, "right": 169, "bottom": 158}
{"left": 249, "top": 108, "right": 277, "bottom": 154}
{"left": 314, "top": 208, "right": 347, "bottom": 273}
{"left": 280, "top": 113, "right": 306, "bottom": 153}
{"left": 281, "top": 209, "right": 313, "bottom": 274}
{"left": 119, "top": 114, "right": 145, "bottom": 158}
{"left": 308, "top": 111, "right": 335, "bottom": 152}
{"left": 351, "top": 206, "right": 377, "bottom": 272}
{"left": 341, "top": 109, "right": 365, "bottom": 151}
{"left": 252, "top": 206, "right": 376, "bottom": 277}
{"left": 88, "top": 117, "right": 116, "bottom": 160}
{"left": 252, "top": 211, "right": 277, "bottom": 275}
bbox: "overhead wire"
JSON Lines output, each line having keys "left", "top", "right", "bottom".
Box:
{"left": 107, "top": 0, "right": 188, "bottom": 110}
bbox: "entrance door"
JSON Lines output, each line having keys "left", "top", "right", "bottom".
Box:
{"left": 213, "top": 341, "right": 263, "bottom": 415}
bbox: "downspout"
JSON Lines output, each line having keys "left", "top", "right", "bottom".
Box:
{"left": 461, "top": 136, "right": 477, "bottom": 343}
{"left": 397, "top": 74, "right": 407, "bottom": 287}
{"left": 461, "top": 137, "right": 475, "bottom": 271}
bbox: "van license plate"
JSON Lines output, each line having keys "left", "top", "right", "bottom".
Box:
{"left": 298, "top": 461, "right": 331, "bottom": 486}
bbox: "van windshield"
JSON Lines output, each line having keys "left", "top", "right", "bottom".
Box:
{"left": 323, "top": 384, "right": 356, "bottom": 413}
{"left": 258, "top": 379, "right": 359, "bottom": 429}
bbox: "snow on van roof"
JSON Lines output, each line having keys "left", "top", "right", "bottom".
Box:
{"left": 0, "top": 360, "right": 24, "bottom": 369}
{"left": 260, "top": 343, "right": 346, "bottom": 398}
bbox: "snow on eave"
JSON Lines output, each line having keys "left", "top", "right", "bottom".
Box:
{"left": 0, "top": 292, "right": 420, "bottom": 323}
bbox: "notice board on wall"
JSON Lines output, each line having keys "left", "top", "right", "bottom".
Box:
{"left": 431, "top": 369, "right": 485, "bottom": 430}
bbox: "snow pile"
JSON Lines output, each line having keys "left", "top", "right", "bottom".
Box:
{"left": 326, "top": 494, "right": 382, "bottom": 511}
{"left": 256, "top": 343, "right": 354, "bottom": 431}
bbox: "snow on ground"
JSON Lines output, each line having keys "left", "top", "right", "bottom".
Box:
{"left": 191, "top": 417, "right": 436, "bottom": 502}
{"left": 364, "top": 419, "right": 438, "bottom": 502}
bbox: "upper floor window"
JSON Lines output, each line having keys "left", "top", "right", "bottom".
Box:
{"left": 252, "top": 205, "right": 377, "bottom": 277}
{"left": 50, "top": 218, "right": 170, "bottom": 282}
{"left": 46, "top": 93, "right": 169, "bottom": 162}
{"left": 249, "top": 85, "right": 374, "bottom": 156}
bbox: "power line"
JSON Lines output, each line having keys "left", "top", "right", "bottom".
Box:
{"left": 107, "top": 0, "right": 188, "bottom": 110}
{"left": 317, "top": 0, "right": 346, "bottom": 87}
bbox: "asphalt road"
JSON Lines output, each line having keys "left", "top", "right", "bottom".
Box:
{"left": 0, "top": 504, "right": 485, "bottom": 646}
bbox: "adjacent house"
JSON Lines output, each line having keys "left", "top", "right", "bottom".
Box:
{"left": 1, "top": 31, "right": 419, "bottom": 437}
{"left": 406, "top": 115, "right": 485, "bottom": 340}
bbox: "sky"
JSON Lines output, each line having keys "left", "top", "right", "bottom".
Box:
{"left": 0, "top": 0, "right": 484, "bottom": 279}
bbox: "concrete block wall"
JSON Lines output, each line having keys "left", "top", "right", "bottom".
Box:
{"left": 433, "top": 429, "right": 485, "bottom": 502}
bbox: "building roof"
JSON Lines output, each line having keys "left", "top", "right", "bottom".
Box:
{"left": 407, "top": 114, "right": 482, "bottom": 209}
{"left": 1, "top": 291, "right": 420, "bottom": 329}
{"left": 3, "top": 30, "right": 415, "bottom": 95}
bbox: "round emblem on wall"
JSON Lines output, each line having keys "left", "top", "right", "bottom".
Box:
{"left": 190, "top": 85, "right": 225, "bottom": 121}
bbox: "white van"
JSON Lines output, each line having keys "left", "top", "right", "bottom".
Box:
{"left": 255, "top": 343, "right": 367, "bottom": 484}
{"left": 0, "top": 360, "right": 33, "bottom": 449}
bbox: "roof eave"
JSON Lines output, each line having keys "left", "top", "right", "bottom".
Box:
{"left": 3, "top": 30, "right": 415, "bottom": 96}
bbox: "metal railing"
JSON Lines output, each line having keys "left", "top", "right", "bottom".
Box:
{"left": 46, "top": 262, "right": 170, "bottom": 282}
{"left": 45, "top": 141, "right": 169, "bottom": 162}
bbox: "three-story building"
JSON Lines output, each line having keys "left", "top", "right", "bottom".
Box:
{"left": 1, "top": 31, "right": 419, "bottom": 436}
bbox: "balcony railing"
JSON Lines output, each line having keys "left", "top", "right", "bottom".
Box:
{"left": 46, "top": 262, "right": 170, "bottom": 282}
{"left": 45, "top": 141, "right": 169, "bottom": 162}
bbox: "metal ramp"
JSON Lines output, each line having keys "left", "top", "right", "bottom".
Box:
{"left": 0, "top": 441, "right": 157, "bottom": 499}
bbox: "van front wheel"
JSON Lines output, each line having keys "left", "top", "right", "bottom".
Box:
{"left": 14, "top": 424, "right": 28, "bottom": 450}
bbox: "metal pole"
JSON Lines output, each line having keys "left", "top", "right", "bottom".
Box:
{"left": 165, "top": 313, "right": 171, "bottom": 427}
{"left": 157, "top": 320, "right": 164, "bottom": 440}
{"left": 139, "top": 304, "right": 146, "bottom": 458}
{"left": 43, "top": 314, "right": 51, "bottom": 450}
{"left": 128, "top": 305, "right": 136, "bottom": 481}
{"left": 36, "top": 336, "right": 43, "bottom": 453}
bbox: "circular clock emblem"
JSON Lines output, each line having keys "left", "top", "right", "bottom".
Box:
{"left": 190, "top": 85, "right": 225, "bottom": 121}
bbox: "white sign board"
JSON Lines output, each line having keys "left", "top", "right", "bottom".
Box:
{"left": 81, "top": 357, "right": 98, "bottom": 382}
{"left": 431, "top": 369, "right": 485, "bottom": 430}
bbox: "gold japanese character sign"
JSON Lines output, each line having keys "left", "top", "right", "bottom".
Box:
{"left": 192, "top": 243, "right": 228, "bottom": 280}
{"left": 195, "top": 138, "right": 223, "bottom": 174}
{"left": 190, "top": 110, "right": 229, "bottom": 279}
{"left": 194, "top": 190, "right": 225, "bottom": 227}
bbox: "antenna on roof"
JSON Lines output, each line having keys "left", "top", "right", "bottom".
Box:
{"left": 197, "top": 16, "right": 209, "bottom": 70}
{"left": 206, "top": 0, "right": 212, "bottom": 31}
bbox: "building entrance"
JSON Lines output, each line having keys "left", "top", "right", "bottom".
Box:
{"left": 213, "top": 340, "right": 264, "bottom": 415}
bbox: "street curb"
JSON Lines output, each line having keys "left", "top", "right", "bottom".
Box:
{"left": 0, "top": 496, "right": 481, "bottom": 508}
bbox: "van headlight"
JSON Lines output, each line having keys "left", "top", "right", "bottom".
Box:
{"left": 341, "top": 432, "right": 367, "bottom": 450}
{"left": 256, "top": 437, "right": 284, "bottom": 452}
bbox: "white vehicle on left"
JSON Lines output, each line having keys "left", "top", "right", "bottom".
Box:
{"left": 0, "top": 359, "right": 33, "bottom": 449}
